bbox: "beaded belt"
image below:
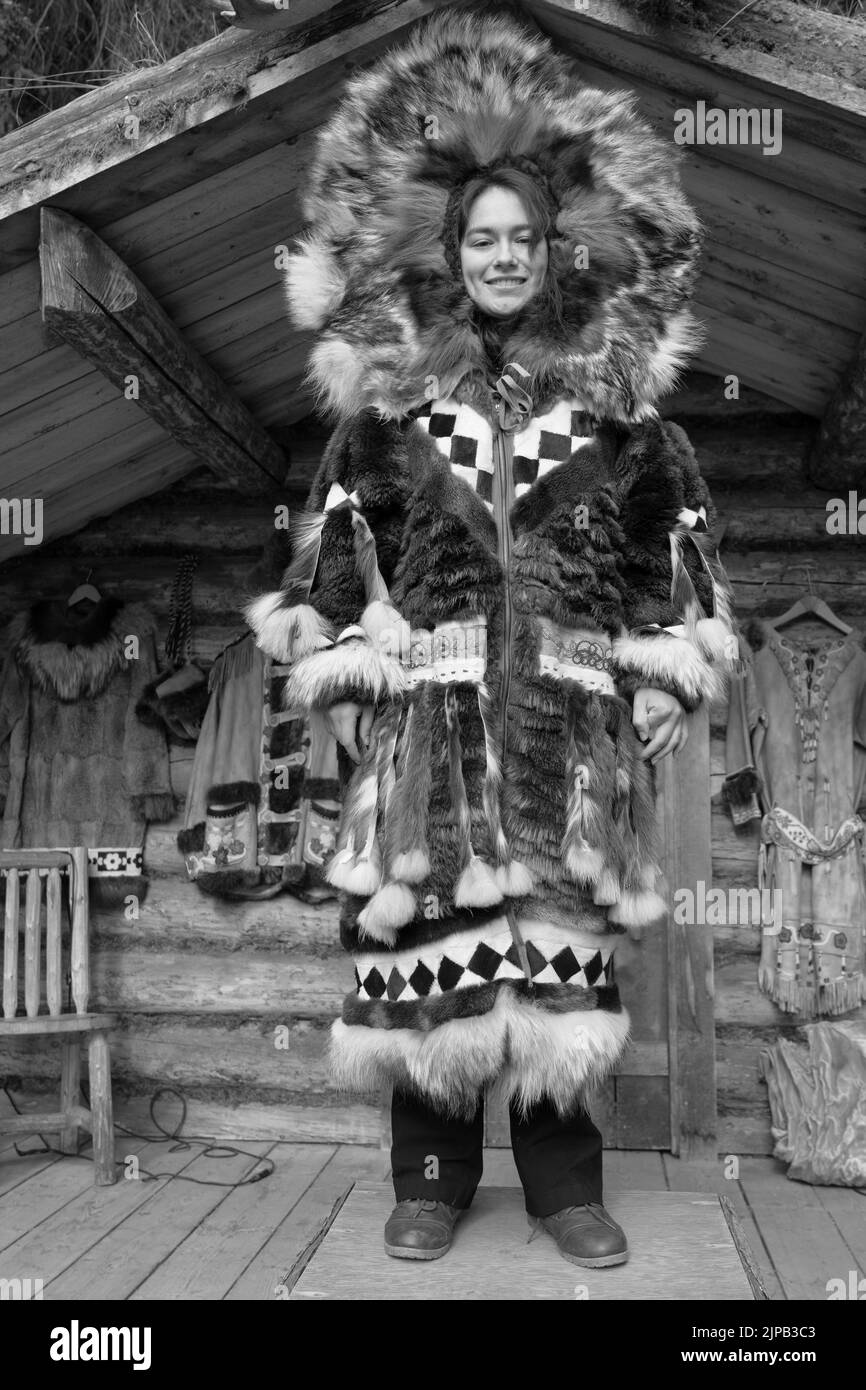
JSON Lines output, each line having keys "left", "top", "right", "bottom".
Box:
{"left": 537, "top": 621, "right": 615, "bottom": 695}
{"left": 372, "top": 616, "right": 490, "bottom": 687}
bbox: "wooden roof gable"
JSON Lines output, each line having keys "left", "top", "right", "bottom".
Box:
{"left": 0, "top": 0, "right": 864, "bottom": 561}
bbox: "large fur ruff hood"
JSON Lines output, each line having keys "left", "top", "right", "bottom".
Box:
{"left": 287, "top": 5, "right": 705, "bottom": 425}
{"left": 10, "top": 597, "right": 135, "bottom": 702}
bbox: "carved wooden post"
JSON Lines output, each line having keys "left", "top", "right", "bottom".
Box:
{"left": 70, "top": 847, "right": 90, "bottom": 1015}
{"left": 658, "top": 702, "right": 718, "bottom": 1159}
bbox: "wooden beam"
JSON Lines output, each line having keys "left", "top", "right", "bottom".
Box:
{"left": 0, "top": 0, "right": 445, "bottom": 224}
{"left": 40, "top": 207, "right": 285, "bottom": 493}
{"left": 806, "top": 329, "right": 866, "bottom": 492}
{"left": 523, "top": 0, "right": 866, "bottom": 115}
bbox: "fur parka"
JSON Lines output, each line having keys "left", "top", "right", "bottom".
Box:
{"left": 247, "top": 6, "right": 736, "bottom": 1117}
{"left": 0, "top": 598, "right": 175, "bottom": 907}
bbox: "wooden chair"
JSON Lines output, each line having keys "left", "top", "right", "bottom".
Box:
{"left": 0, "top": 848, "right": 117, "bottom": 1184}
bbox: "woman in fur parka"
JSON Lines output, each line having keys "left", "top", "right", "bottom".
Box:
{"left": 248, "top": 7, "right": 735, "bottom": 1267}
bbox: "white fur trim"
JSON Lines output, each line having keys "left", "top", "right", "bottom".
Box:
{"left": 641, "top": 308, "right": 706, "bottom": 410}
{"left": 495, "top": 994, "right": 631, "bottom": 1116}
{"left": 284, "top": 239, "right": 346, "bottom": 330}
{"left": 329, "top": 988, "right": 630, "bottom": 1116}
{"left": 308, "top": 337, "right": 372, "bottom": 418}
{"left": 245, "top": 595, "right": 334, "bottom": 663}
{"left": 282, "top": 637, "right": 407, "bottom": 711}
{"left": 360, "top": 599, "right": 411, "bottom": 658}
{"left": 612, "top": 630, "right": 724, "bottom": 704}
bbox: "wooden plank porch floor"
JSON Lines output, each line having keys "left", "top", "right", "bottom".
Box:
{"left": 1, "top": 1133, "right": 863, "bottom": 1300}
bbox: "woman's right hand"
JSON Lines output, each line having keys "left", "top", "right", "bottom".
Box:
{"left": 323, "top": 701, "right": 375, "bottom": 764}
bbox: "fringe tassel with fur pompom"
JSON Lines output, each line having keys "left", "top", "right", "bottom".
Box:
{"left": 606, "top": 704, "right": 665, "bottom": 936}
{"left": 356, "top": 702, "right": 421, "bottom": 939}
{"left": 445, "top": 685, "right": 503, "bottom": 909}
{"left": 326, "top": 704, "right": 401, "bottom": 902}
{"left": 325, "top": 749, "right": 382, "bottom": 896}
{"left": 385, "top": 691, "right": 432, "bottom": 884}
{"left": 245, "top": 500, "right": 335, "bottom": 660}
{"left": 669, "top": 522, "right": 738, "bottom": 676}
{"left": 477, "top": 681, "right": 534, "bottom": 898}
{"left": 561, "top": 692, "right": 610, "bottom": 888}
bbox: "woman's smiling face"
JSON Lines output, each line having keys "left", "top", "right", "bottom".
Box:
{"left": 459, "top": 185, "right": 549, "bottom": 318}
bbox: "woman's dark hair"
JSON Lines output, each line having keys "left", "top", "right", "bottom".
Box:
{"left": 456, "top": 166, "right": 554, "bottom": 252}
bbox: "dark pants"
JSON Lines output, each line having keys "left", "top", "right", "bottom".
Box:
{"left": 391, "top": 1088, "right": 604, "bottom": 1218}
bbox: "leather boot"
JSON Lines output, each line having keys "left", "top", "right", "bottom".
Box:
{"left": 531, "top": 1203, "right": 628, "bottom": 1268}
{"left": 384, "top": 1198, "right": 464, "bottom": 1260}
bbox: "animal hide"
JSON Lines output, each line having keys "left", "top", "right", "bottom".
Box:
{"left": 0, "top": 600, "right": 174, "bottom": 906}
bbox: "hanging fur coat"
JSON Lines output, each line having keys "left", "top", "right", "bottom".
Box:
{"left": 0, "top": 597, "right": 174, "bottom": 906}
{"left": 246, "top": 8, "right": 737, "bottom": 1117}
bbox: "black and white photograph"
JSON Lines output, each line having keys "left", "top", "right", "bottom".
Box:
{"left": 0, "top": 0, "right": 865, "bottom": 1340}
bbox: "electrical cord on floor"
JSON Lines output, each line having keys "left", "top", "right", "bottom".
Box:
{"left": 3, "top": 1082, "right": 275, "bottom": 1188}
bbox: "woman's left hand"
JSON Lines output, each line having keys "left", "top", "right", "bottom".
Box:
{"left": 632, "top": 688, "right": 688, "bottom": 763}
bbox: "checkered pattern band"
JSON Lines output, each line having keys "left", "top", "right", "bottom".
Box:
{"left": 415, "top": 397, "right": 594, "bottom": 507}
{"left": 354, "top": 935, "right": 611, "bottom": 1002}
{"left": 87, "top": 848, "right": 144, "bottom": 878}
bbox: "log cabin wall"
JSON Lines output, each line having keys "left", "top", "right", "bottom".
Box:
{"left": 667, "top": 374, "right": 866, "bottom": 1155}
{"left": 1, "top": 370, "right": 864, "bottom": 1151}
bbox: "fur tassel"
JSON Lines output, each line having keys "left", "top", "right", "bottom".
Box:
{"left": 454, "top": 853, "right": 504, "bottom": 908}
{"left": 592, "top": 868, "right": 621, "bottom": 906}
{"left": 563, "top": 844, "right": 605, "bottom": 885}
{"left": 327, "top": 735, "right": 383, "bottom": 893}
{"left": 477, "top": 681, "right": 529, "bottom": 896}
{"left": 349, "top": 702, "right": 410, "bottom": 937}
{"left": 384, "top": 690, "right": 433, "bottom": 882}
{"left": 607, "top": 887, "right": 668, "bottom": 936}
{"left": 357, "top": 880, "right": 415, "bottom": 943}
{"left": 683, "top": 525, "right": 735, "bottom": 633}
{"left": 351, "top": 511, "right": 390, "bottom": 605}
{"left": 561, "top": 694, "right": 609, "bottom": 886}
{"left": 325, "top": 832, "right": 383, "bottom": 894}
{"left": 324, "top": 841, "right": 361, "bottom": 890}
{"left": 335, "top": 843, "right": 383, "bottom": 896}
{"left": 391, "top": 849, "right": 431, "bottom": 883}
{"left": 495, "top": 859, "right": 534, "bottom": 897}
{"left": 445, "top": 685, "right": 503, "bottom": 905}
{"left": 694, "top": 616, "right": 733, "bottom": 661}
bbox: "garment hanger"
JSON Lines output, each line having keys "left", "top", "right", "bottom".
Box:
{"left": 67, "top": 568, "right": 102, "bottom": 608}
{"left": 768, "top": 563, "right": 851, "bottom": 635}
